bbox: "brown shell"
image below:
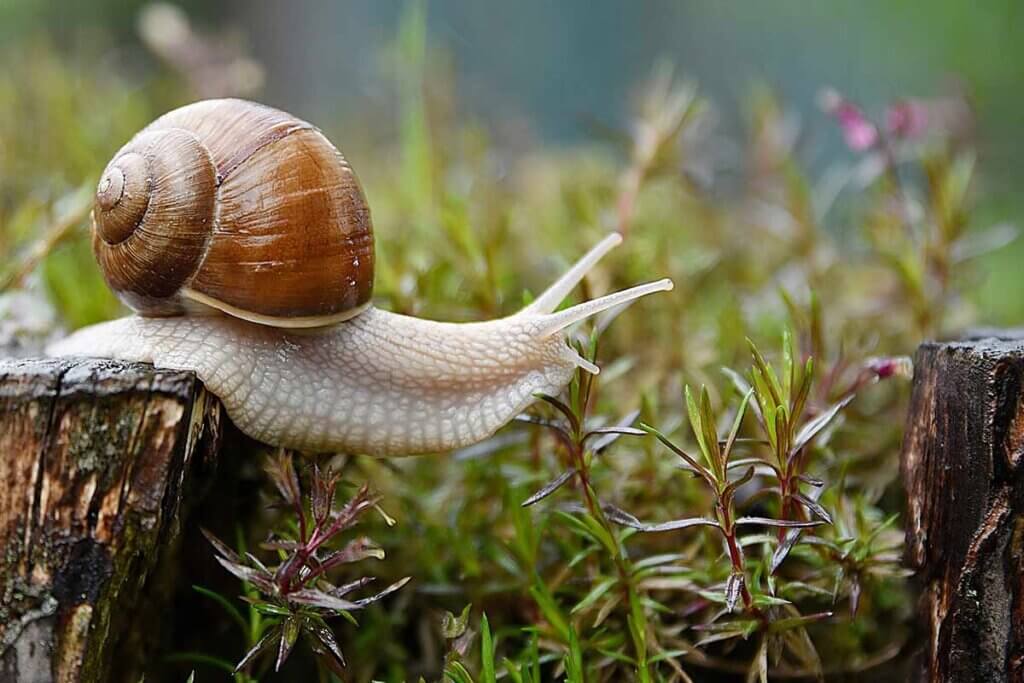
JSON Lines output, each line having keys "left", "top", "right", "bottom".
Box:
{"left": 92, "top": 98, "right": 374, "bottom": 326}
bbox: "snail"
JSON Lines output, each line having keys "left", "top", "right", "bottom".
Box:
{"left": 48, "top": 99, "right": 673, "bottom": 456}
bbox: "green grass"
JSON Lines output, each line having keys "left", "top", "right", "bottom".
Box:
{"left": 0, "top": 5, "right": 1008, "bottom": 681}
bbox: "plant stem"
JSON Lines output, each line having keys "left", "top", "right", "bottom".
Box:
{"left": 0, "top": 194, "right": 91, "bottom": 292}
{"left": 573, "top": 441, "right": 651, "bottom": 681}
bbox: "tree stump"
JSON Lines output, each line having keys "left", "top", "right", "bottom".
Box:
{"left": 0, "top": 358, "right": 223, "bottom": 683}
{"left": 901, "top": 334, "right": 1024, "bottom": 682}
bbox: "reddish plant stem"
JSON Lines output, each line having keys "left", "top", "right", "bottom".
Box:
{"left": 777, "top": 472, "right": 793, "bottom": 543}
{"left": 716, "top": 500, "right": 767, "bottom": 624}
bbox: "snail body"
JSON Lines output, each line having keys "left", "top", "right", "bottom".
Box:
{"left": 49, "top": 99, "right": 672, "bottom": 456}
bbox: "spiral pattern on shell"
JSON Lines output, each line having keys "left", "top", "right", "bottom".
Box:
{"left": 94, "top": 129, "right": 217, "bottom": 315}
{"left": 92, "top": 99, "right": 375, "bottom": 326}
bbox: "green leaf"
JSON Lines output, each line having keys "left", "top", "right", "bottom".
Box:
{"left": 241, "top": 597, "right": 292, "bottom": 617}
{"left": 631, "top": 553, "right": 688, "bottom": 572}
{"left": 442, "top": 604, "right": 473, "bottom": 639}
{"left": 191, "top": 585, "right": 249, "bottom": 638}
{"left": 684, "top": 385, "right": 709, "bottom": 464}
{"left": 480, "top": 614, "right": 497, "bottom": 683}
{"left": 534, "top": 392, "right": 580, "bottom": 436}
{"left": 444, "top": 661, "right": 475, "bottom": 683}
{"left": 649, "top": 649, "right": 689, "bottom": 664}
{"left": 564, "top": 624, "right": 585, "bottom": 683}
{"left": 747, "top": 636, "right": 768, "bottom": 683}
{"left": 748, "top": 339, "right": 783, "bottom": 408}
{"left": 699, "top": 386, "right": 724, "bottom": 477}
{"left": 769, "top": 611, "right": 833, "bottom": 633}
{"left": 721, "top": 466, "right": 756, "bottom": 514}
{"left": 774, "top": 404, "right": 790, "bottom": 462}
{"left": 529, "top": 582, "right": 570, "bottom": 643}
{"left": 694, "top": 629, "right": 748, "bottom": 647}
{"left": 234, "top": 625, "right": 281, "bottom": 673}
{"left": 275, "top": 616, "right": 300, "bottom": 671}
{"left": 791, "top": 357, "right": 815, "bottom": 426}
{"left": 581, "top": 511, "right": 619, "bottom": 556}
{"left": 572, "top": 577, "right": 617, "bottom": 615}
{"left": 750, "top": 369, "right": 777, "bottom": 449}
{"left": 723, "top": 367, "right": 761, "bottom": 420}
{"left": 792, "top": 394, "right": 854, "bottom": 454}
{"left": 722, "top": 389, "right": 754, "bottom": 467}
{"left": 521, "top": 469, "right": 577, "bottom": 507}
{"left": 751, "top": 593, "right": 794, "bottom": 607}
{"left": 527, "top": 631, "right": 541, "bottom": 683}
{"left": 502, "top": 658, "right": 524, "bottom": 683}
{"left": 639, "top": 423, "right": 716, "bottom": 489}
{"left": 782, "top": 328, "right": 794, "bottom": 402}
{"left": 627, "top": 588, "right": 648, "bottom": 666}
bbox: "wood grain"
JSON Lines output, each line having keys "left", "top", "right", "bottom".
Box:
{"left": 901, "top": 336, "right": 1024, "bottom": 682}
{"left": 0, "top": 358, "right": 222, "bottom": 683}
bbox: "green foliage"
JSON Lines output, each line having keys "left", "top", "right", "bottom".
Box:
{"left": 3, "top": 2, "right": 1007, "bottom": 680}
{"left": 202, "top": 452, "right": 410, "bottom": 678}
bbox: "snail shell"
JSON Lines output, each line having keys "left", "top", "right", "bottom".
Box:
{"left": 92, "top": 98, "right": 374, "bottom": 328}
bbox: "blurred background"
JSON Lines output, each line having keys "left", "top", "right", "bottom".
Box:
{"left": 1, "top": 2, "right": 1021, "bottom": 679}
{"left": 2, "top": 0, "right": 1023, "bottom": 325}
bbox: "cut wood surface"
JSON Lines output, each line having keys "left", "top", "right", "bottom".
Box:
{"left": 901, "top": 334, "right": 1024, "bottom": 682}
{"left": 0, "top": 358, "right": 222, "bottom": 683}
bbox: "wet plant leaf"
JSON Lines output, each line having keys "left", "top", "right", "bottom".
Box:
{"left": 585, "top": 408, "right": 643, "bottom": 452}
{"left": 522, "top": 469, "right": 576, "bottom": 507}
{"left": 770, "top": 529, "right": 804, "bottom": 575}
{"left": 201, "top": 528, "right": 243, "bottom": 565}
{"left": 725, "top": 573, "right": 744, "bottom": 613}
{"left": 794, "top": 492, "right": 833, "bottom": 524}
{"left": 307, "top": 617, "right": 346, "bottom": 670}
{"left": 354, "top": 576, "right": 412, "bottom": 607}
{"left": 640, "top": 423, "right": 716, "bottom": 487}
{"left": 534, "top": 392, "right": 580, "bottom": 435}
{"left": 792, "top": 395, "right": 854, "bottom": 454}
{"left": 234, "top": 626, "right": 281, "bottom": 673}
{"left": 287, "top": 587, "right": 360, "bottom": 612}
{"left": 276, "top": 616, "right": 300, "bottom": 671}
{"left": 629, "top": 516, "right": 722, "bottom": 533}
{"left": 735, "top": 517, "right": 824, "bottom": 529}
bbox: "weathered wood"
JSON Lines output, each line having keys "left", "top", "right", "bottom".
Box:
{"left": 901, "top": 336, "right": 1024, "bottom": 682}
{"left": 0, "top": 358, "right": 223, "bottom": 683}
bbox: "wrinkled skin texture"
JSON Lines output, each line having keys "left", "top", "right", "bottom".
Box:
{"left": 49, "top": 234, "right": 672, "bottom": 455}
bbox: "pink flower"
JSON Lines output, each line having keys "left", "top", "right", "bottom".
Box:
{"left": 886, "top": 99, "right": 930, "bottom": 139}
{"left": 865, "top": 356, "right": 913, "bottom": 380}
{"left": 818, "top": 88, "right": 879, "bottom": 152}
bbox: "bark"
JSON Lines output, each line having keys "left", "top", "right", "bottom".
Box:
{"left": 901, "top": 334, "right": 1024, "bottom": 682}
{"left": 0, "top": 357, "right": 223, "bottom": 683}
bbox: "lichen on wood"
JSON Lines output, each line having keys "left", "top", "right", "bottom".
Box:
{"left": 0, "top": 358, "right": 222, "bottom": 683}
